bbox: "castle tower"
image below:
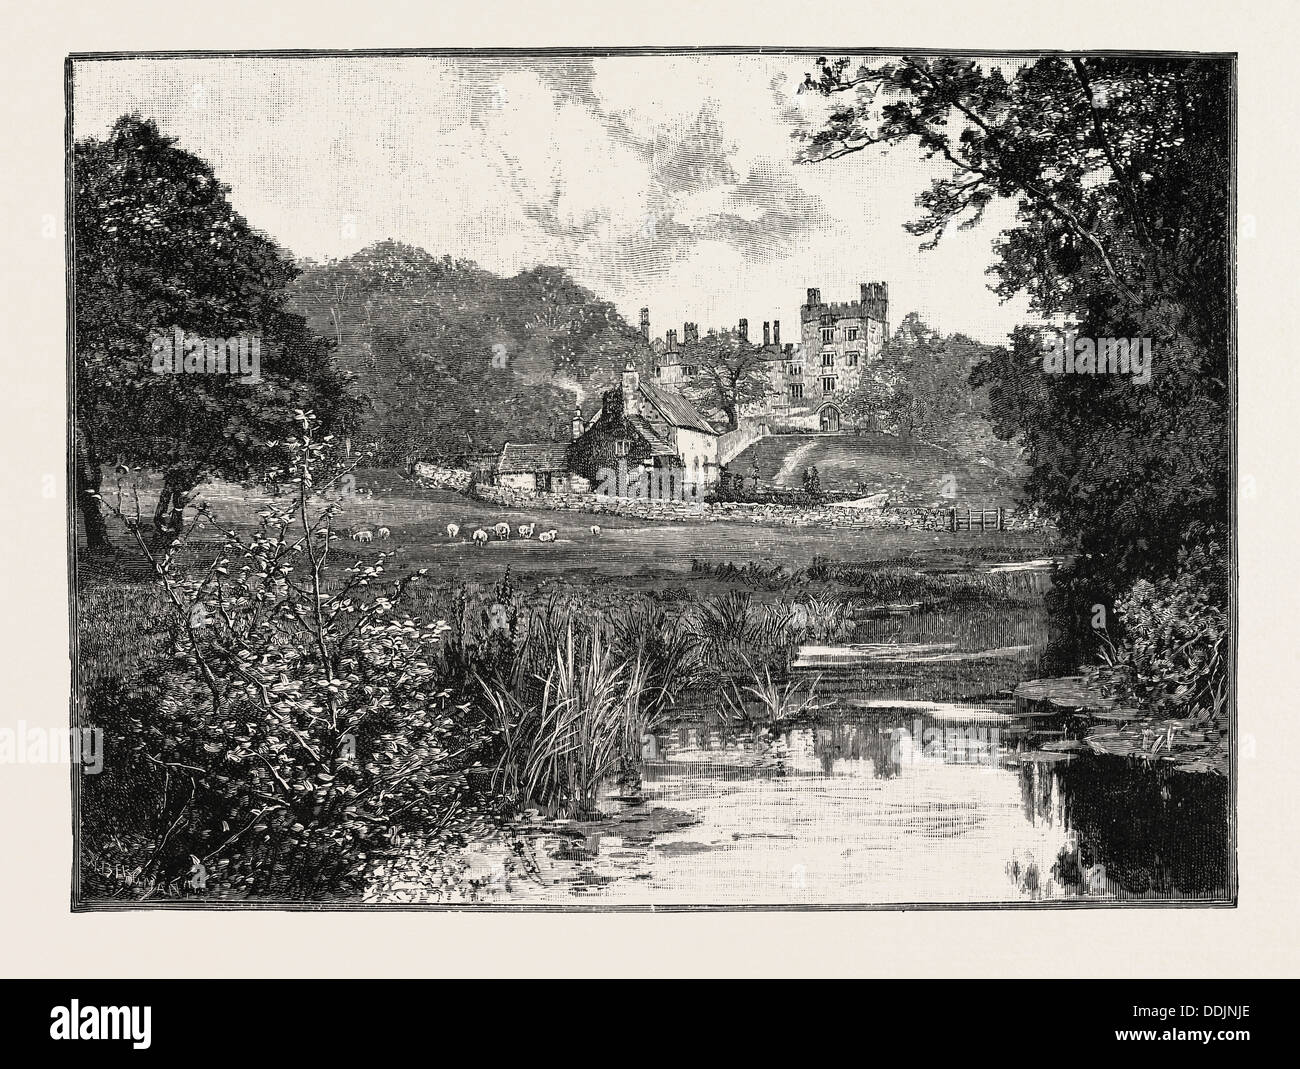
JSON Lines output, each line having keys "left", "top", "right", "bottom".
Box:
{"left": 798, "top": 282, "right": 891, "bottom": 429}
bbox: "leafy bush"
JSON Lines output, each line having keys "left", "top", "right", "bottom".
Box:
{"left": 1090, "top": 534, "right": 1229, "bottom": 722}
{"left": 89, "top": 413, "right": 482, "bottom": 898}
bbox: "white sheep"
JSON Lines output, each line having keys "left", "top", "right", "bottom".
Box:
{"left": 590, "top": 525, "right": 601, "bottom": 536}
{"left": 472, "top": 528, "right": 489, "bottom": 545}
{"left": 376, "top": 526, "right": 391, "bottom": 540}
{"left": 518, "top": 523, "right": 535, "bottom": 538}
{"left": 353, "top": 529, "right": 373, "bottom": 543}
{"left": 538, "top": 530, "right": 557, "bottom": 543}
{"left": 447, "top": 522, "right": 460, "bottom": 539}
{"left": 492, "top": 522, "right": 511, "bottom": 540}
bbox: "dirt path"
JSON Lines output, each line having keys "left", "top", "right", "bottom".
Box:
{"left": 774, "top": 439, "right": 818, "bottom": 485}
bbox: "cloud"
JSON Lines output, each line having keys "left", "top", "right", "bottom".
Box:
{"left": 689, "top": 157, "right": 832, "bottom": 260}
{"left": 71, "top": 53, "right": 1032, "bottom": 344}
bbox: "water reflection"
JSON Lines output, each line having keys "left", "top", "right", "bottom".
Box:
{"left": 1016, "top": 754, "right": 1230, "bottom": 900}
{"left": 454, "top": 716, "right": 1229, "bottom": 905}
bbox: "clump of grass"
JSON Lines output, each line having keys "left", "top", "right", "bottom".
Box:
{"left": 481, "top": 621, "right": 634, "bottom": 819}
{"left": 692, "top": 590, "right": 756, "bottom": 654}
{"left": 720, "top": 660, "right": 823, "bottom": 728}
{"left": 689, "top": 559, "right": 793, "bottom": 587}
{"left": 790, "top": 595, "right": 852, "bottom": 643}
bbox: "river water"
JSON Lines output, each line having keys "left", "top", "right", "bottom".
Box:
{"left": 381, "top": 569, "right": 1230, "bottom": 907}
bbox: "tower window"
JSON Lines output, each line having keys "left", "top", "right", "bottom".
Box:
{"left": 820, "top": 327, "right": 835, "bottom": 343}
{"left": 846, "top": 351, "right": 860, "bottom": 367}
{"left": 821, "top": 377, "right": 836, "bottom": 394}
{"left": 847, "top": 327, "right": 860, "bottom": 341}
{"left": 822, "top": 352, "right": 835, "bottom": 367}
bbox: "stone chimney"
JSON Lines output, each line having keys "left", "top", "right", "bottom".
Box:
{"left": 762, "top": 321, "right": 771, "bottom": 347}
{"left": 806, "top": 288, "right": 821, "bottom": 307}
{"left": 622, "top": 362, "right": 640, "bottom": 417}
{"left": 571, "top": 406, "right": 584, "bottom": 441}
{"left": 665, "top": 328, "right": 678, "bottom": 353}
{"left": 684, "top": 322, "right": 698, "bottom": 344}
{"left": 773, "top": 320, "right": 781, "bottom": 346}
{"left": 738, "top": 318, "right": 748, "bottom": 342}
{"left": 639, "top": 307, "right": 650, "bottom": 340}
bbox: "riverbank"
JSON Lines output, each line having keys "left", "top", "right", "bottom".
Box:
{"left": 1014, "top": 676, "right": 1229, "bottom": 776}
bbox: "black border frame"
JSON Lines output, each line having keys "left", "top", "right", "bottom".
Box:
{"left": 64, "top": 46, "right": 1239, "bottom": 913}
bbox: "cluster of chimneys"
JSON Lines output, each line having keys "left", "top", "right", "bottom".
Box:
{"left": 662, "top": 322, "right": 701, "bottom": 352}
{"left": 642, "top": 307, "right": 781, "bottom": 352}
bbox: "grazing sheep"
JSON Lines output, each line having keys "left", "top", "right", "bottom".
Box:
{"left": 518, "top": 523, "right": 535, "bottom": 538}
{"left": 492, "top": 522, "right": 511, "bottom": 540}
{"left": 538, "top": 530, "right": 557, "bottom": 543}
{"left": 353, "top": 529, "right": 373, "bottom": 543}
{"left": 472, "top": 528, "right": 489, "bottom": 545}
{"left": 376, "top": 526, "right": 391, "bottom": 540}
{"left": 590, "top": 525, "right": 601, "bottom": 537}
{"left": 446, "top": 522, "right": 460, "bottom": 539}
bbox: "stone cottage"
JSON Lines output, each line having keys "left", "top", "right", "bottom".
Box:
{"left": 569, "top": 364, "right": 721, "bottom": 499}
{"left": 495, "top": 441, "right": 579, "bottom": 493}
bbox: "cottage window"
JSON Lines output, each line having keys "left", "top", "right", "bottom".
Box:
{"left": 683, "top": 365, "right": 697, "bottom": 377}
{"left": 614, "top": 439, "right": 631, "bottom": 458}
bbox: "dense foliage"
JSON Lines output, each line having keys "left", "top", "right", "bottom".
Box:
{"left": 87, "top": 415, "right": 481, "bottom": 898}
{"left": 290, "top": 244, "right": 656, "bottom": 464}
{"left": 800, "top": 56, "right": 1231, "bottom": 709}
{"left": 74, "top": 115, "right": 358, "bottom": 551}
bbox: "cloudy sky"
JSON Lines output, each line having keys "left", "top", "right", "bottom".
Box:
{"left": 72, "top": 53, "right": 1032, "bottom": 345}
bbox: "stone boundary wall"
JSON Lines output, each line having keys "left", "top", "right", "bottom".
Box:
{"left": 413, "top": 462, "right": 474, "bottom": 493}
{"left": 469, "top": 483, "right": 1050, "bottom": 531}
{"left": 717, "top": 422, "right": 770, "bottom": 465}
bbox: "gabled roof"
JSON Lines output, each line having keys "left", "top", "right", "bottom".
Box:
{"left": 627, "top": 415, "right": 678, "bottom": 457}
{"left": 638, "top": 381, "right": 720, "bottom": 436}
{"left": 497, "top": 441, "right": 571, "bottom": 474}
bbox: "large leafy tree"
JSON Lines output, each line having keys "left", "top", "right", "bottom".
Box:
{"left": 844, "top": 312, "right": 975, "bottom": 440}
{"left": 74, "top": 115, "right": 357, "bottom": 551}
{"left": 678, "top": 328, "right": 773, "bottom": 431}
{"left": 798, "top": 56, "right": 1230, "bottom": 661}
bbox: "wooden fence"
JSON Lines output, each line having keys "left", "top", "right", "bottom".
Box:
{"left": 949, "top": 506, "right": 1005, "bottom": 532}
